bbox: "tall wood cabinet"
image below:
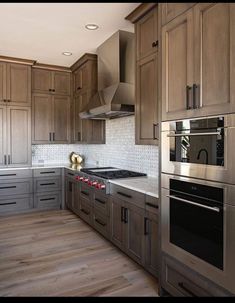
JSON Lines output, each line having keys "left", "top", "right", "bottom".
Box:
{"left": 71, "top": 54, "right": 105, "bottom": 144}
{"left": 161, "top": 3, "right": 235, "bottom": 121}
{"left": 126, "top": 4, "right": 159, "bottom": 145}
{"left": 32, "top": 65, "right": 71, "bottom": 144}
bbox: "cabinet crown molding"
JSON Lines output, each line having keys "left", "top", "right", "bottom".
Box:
{"left": 0, "top": 55, "right": 36, "bottom": 66}
{"left": 70, "top": 53, "right": 97, "bottom": 72}
{"left": 125, "top": 3, "right": 158, "bottom": 23}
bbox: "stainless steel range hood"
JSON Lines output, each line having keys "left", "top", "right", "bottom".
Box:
{"left": 79, "top": 30, "right": 134, "bottom": 120}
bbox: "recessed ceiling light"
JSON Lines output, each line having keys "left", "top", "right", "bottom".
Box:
{"left": 85, "top": 24, "right": 99, "bottom": 30}
{"left": 62, "top": 52, "right": 72, "bottom": 56}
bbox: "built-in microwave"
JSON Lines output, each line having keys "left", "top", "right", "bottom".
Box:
{"left": 161, "top": 114, "right": 235, "bottom": 183}
{"left": 161, "top": 173, "right": 235, "bottom": 295}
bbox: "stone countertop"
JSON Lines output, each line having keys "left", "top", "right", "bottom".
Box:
{"left": 0, "top": 163, "right": 97, "bottom": 171}
{"left": 109, "top": 176, "right": 159, "bottom": 199}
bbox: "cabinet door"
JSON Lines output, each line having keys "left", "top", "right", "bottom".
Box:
{"left": 65, "top": 178, "right": 75, "bottom": 210}
{"left": 73, "top": 182, "right": 80, "bottom": 215}
{"left": 32, "top": 68, "right": 52, "bottom": 94}
{"left": 7, "top": 106, "right": 31, "bottom": 167}
{"left": 136, "top": 53, "right": 158, "bottom": 145}
{"left": 161, "top": 3, "right": 195, "bottom": 25}
{"left": 74, "top": 64, "right": 88, "bottom": 95}
{"left": 193, "top": 3, "right": 235, "bottom": 116}
{"left": 7, "top": 64, "right": 31, "bottom": 106}
{"left": 136, "top": 6, "right": 158, "bottom": 61}
{"left": 73, "top": 94, "right": 82, "bottom": 142}
{"left": 144, "top": 212, "right": 159, "bottom": 277}
{"left": 162, "top": 9, "right": 194, "bottom": 121}
{"left": 32, "top": 94, "right": 52, "bottom": 144}
{"left": 124, "top": 203, "right": 145, "bottom": 265}
{"left": 0, "top": 62, "right": 7, "bottom": 105}
{"left": 78, "top": 91, "right": 89, "bottom": 142}
{"left": 53, "top": 71, "right": 71, "bottom": 96}
{"left": 52, "top": 95, "right": 70, "bottom": 143}
{"left": 110, "top": 197, "right": 125, "bottom": 250}
{"left": 0, "top": 106, "right": 7, "bottom": 167}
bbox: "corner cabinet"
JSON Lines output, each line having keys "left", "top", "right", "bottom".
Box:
{"left": 126, "top": 4, "right": 159, "bottom": 146}
{"left": 162, "top": 3, "right": 235, "bottom": 121}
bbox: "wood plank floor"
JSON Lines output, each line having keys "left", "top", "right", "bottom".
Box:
{"left": 0, "top": 210, "right": 159, "bottom": 297}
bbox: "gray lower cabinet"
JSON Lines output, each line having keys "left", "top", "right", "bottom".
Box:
{"left": 65, "top": 175, "right": 76, "bottom": 211}
{"left": 34, "top": 192, "right": 61, "bottom": 210}
{"left": 161, "top": 254, "right": 231, "bottom": 297}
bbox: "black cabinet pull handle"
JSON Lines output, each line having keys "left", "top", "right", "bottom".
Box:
{"left": 81, "top": 190, "right": 89, "bottom": 196}
{"left": 49, "top": 89, "right": 52, "bottom": 92}
{"left": 40, "top": 183, "right": 55, "bottom": 186}
{"left": 186, "top": 85, "right": 192, "bottom": 110}
{"left": 40, "top": 171, "right": 55, "bottom": 174}
{"left": 78, "top": 132, "right": 81, "bottom": 141}
{"left": 124, "top": 208, "right": 128, "bottom": 224}
{"left": 68, "top": 172, "right": 74, "bottom": 176}
{"left": 0, "top": 202, "right": 17, "bottom": 206}
{"left": 144, "top": 217, "right": 149, "bottom": 235}
{"left": 4, "top": 155, "right": 7, "bottom": 165}
{"left": 69, "top": 182, "right": 73, "bottom": 192}
{"left": 178, "top": 282, "right": 197, "bottom": 297}
{"left": 53, "top": 89, "right": 55, "bottom": 92}
{"left": 95, "top": 198, "right": 106, "bottom": 205}
{"left": 40, "top": 198, "right": 56, "bottom": 201}
{"left": 121, "top": 206, "right": 125, "bottom": 222}
{"left": 0, "top": 186, "right": 17, "bottom": 189}
{"left": 53, "top": 132, "right": 55, "bottom": 141}
{"left": 49, "top": 132, "right": 51, "bottom": 141}
{"left": 0, "top": 173, "right": 16, "bottom": 177}
{"left": 95, "top": 218, "right": 106, "bottom": 227}
{"left": 117, "top": 191, "right": 132, "bottom": 199}
{"left": 193, "top": 84, "right": 200, "bottom": 109}
{"left": 8, "top": 155, "right": 11, "bottom": 165}
{"left": 146, "top": 202, "right": 159, "bottom": 209}
{"left": 81, "top": 208, "right": 90, "bottom": 215}
{"left": 153, "top": 123, "right": 159, "bottom": 140}
{"left": 77, "top": 87, "right": 81, "bottom": 90}
{"left": 152, "top": 40, "right": 158, "bottom": 47}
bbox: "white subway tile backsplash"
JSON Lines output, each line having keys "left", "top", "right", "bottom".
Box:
{"left": 32, "top": 116, "right": 159, "bottom": 177}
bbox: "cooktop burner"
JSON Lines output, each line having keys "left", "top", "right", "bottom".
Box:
{"left": 80, "top": 167, "right": 147, "bottom": 179}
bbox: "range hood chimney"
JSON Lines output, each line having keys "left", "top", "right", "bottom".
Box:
{"left": 79, "top": 30, "right": 135, "bottom": 120}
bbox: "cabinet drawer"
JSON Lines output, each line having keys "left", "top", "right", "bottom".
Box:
{"left": 80, "top": 184, "right": 92, "bottom": 202}
{"left": 79, "top": 197, "right": 92, "bottom": 225}
{"left": 0, "top": 169, "right": 32, "bottom": 180}
{"left": 94, "top": 192, "right": 110, "bottom": 216}
{"left": 110, "top": 184, "right": 145, "bottom": 209}
{"left": 0, "top": 179, "right": 33, "bottom": 197}
{"left": 145, "top": 195, "right": 159, "bottom": 214}
{"left": 34, "top": 177, "right": 61, "bottom": 193}
{"left": 0, "top": 194, "right": 33, "bottom": 215}
{"left": 93, "top": 210, "right": 110, "bottom": 239}
{"left": 34, "top": 192, "right": 61, "bottom": 210}
{"left": 162, "top": 255, "right": 231, "bottom": 297}
{"left": 33, "top": 168, "right": 61, "bottom": 178}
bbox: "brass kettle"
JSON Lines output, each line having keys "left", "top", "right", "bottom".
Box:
{"left": 69, "top": 152, "right": 83, "bottom": 165}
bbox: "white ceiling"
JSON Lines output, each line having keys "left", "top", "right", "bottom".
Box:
{"left": 0, "top": 2, "right": 140, "bottom": 67}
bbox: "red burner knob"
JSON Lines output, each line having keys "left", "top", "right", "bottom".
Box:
{"left": 84, "top": 178, "right": 89, "bottom": 183}
{"left": 92, "top": 181, "right": 98, "bottom": 186}
{"left": 79, "top": 176, "right": 84, "bottom": 181}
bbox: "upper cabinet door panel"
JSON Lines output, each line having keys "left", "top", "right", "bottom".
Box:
{"left": 162, "top": 9, "right": 194, "bottom": 121}
{"left": 0, "top": 62, "right": 7, "bottom": 105}
{"left": 53, "top": 95, "right": 70, "bottom": 143}
{"left": 7, "top": 64, "right": 31, "bottom": 106}
{"left": 74, "top": 64, "right": 88, "bottom": 95}
{"left": 136, "top": 6, "right": 158, "bottom": 60}
{"left": 32, "top": 68, "right": 52, "bottom": 94}
{"left": 161, "top": 3, "right": 196, "bottom": 25}
{"left": 53, "top": 71, "right": 70, "bottom": 96}
{"left": 194, "top": 3, "right": 235, "bottom": 116}
{"left": 0, "top": 106, "right": 7, "bottom": 167}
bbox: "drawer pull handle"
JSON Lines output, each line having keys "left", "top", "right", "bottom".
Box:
{"left": 40, "top": 171, "right": 56, "bottom": 174}
{"left": 81, "top": 190, "right": 89, "bottom": 196}
{"left": 0, "top": 186, "right": 17, "bottom": 189}
{"left": 178, "top": 282, "right": 197, "bottom": 297}
{"left": 117, "top": 191, "right": 132, "bottom": 199}
{"left": 0, "top": 202, "right": 17, "bottom": 206}
{"left": 124, "top": 207, "right": 128, "bottom": 224}
{"left": 95, "top": 198, "right": 105, "bottom": 205}
{"left": 95, "top": 218, "right": 106, "bottom": 227}
{"left": 40, "top": 198, "right": 56, "bottom": 201}
{"left": 0, "top": 174, "right": 17, "bottom": 177}
{"left": 121, "top": 206, "right": 125, "bottom": 222}
{"left": 68, "top": 173, "right": 74, "bottom": 176}
{"left": 40, "top": 183, "right": 56, "bottom": 186}
{"left": 146, "top": 202, "right": 159, "bottom": 209}
{"left": 81, "top": 208, "right": 90, "bottom": 215}
{"left": 144, "top": 217, "right": 149, "bottom": 235}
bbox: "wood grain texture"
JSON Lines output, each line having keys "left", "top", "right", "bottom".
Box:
{"left": 0, "top": 210, "right": 158, "bottom": 297}
{"left": 161, "top": 3, "right": 195, "bottom": 25}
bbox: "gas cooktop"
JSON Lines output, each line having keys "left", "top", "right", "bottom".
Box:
{"left": 80, "top": 167, "right": 147, "bottom": 179}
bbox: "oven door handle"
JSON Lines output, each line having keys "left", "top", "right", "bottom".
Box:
{"left": 166, "top": 195, "right": 220, "bottom": 213}
{"left": 167, "top": 131, "right": 221, "bottom": 137}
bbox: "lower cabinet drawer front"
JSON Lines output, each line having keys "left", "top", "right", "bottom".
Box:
{"left": 0, "top": 179, "right": 32, "bottom": 197}
{"left": 33, "top": 168, "right": 61, "bottom": 178}
{"left": 0, "top": 169, "right": 32, "bottom": 180}
{"left": 93, "top": 210, "right": 110, "bottom": 239}
{"left": 34, "top": 177, "right": 61, "bottom": 193}
{"left": 79, "top": 198, "right": 92, "bottom": 225}
{"left": 94, "top": 192, "right": 109, "bottom": 216}
{"left": 34, "top": 192, "right": 61, "bottom": 210}
{"left": 0, "top": 195, "right": 33, "bottom": 215}
{"left": 80, "top": 184, "right": 92, "bottom": 202}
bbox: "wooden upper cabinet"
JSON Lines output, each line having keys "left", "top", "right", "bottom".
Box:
{"left": 53, "top": 95, "right": 70, "bottom": 143}
{"left": 0, "top": 62, "right": 31, "bottom": 106}
{"left": 136, "top": 53, "right": 158, "bottom": 145}
{"left": 162, "top": 9, "right": 194, "bottom": 121}
{"left": 161, "top": 3, "right": 196, "bottom": 25}
{"left": 136, "top": 6, "right": 158, "bottom": 61}
{"left": 73, "top": 94, "right": 82, "bottom": 142}
{"left": 0, "top": 106, "right": 7, "bottom": 167}
{"left": 7, "top": 106, "right": 31, "bottom": 167}
{"left": 32, "top": 68, "right": 70, "bottom": 96}
{"left": 73, "top": 64, "right": 88, "bottom": 95}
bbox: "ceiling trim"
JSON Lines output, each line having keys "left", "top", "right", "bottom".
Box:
{"left": 0, "top": 55, "right": 36, "bottom": 65}
{"left": 33, "top": 62, "right": 71, "bottom": 72}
